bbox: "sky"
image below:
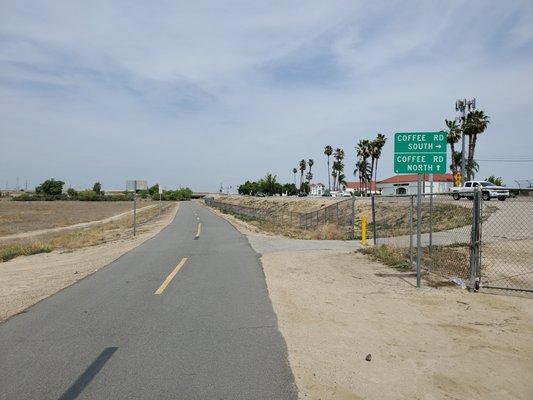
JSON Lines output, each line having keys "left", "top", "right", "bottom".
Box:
{"left": 1, "top": 0, "right": 533, "bottom": 191}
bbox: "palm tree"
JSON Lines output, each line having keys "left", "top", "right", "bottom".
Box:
{"left": 356, "top": 140, "right": 370, "bottom": 195}
{"left": 333, "top": 148, "right": 344, "bottom": 191}
{"left": 337, "top": 173, "right": 347, "bottom": 190}
{"left": 368, "top": 141, "right": 377, "bottom": 192}
{"left": 324, "top": 145, "right": 333, "bottom": 191}
{"left": 298, "top": 159, "right": 307, "bottom": 189}
{"left": 453, "top": 151, "right": 479, "bottom": 178}
{"left": 292, "top": 167, "right": 297, "bottom": 185}
{"left": 305, "top": 171, "right": 313, "bottom": 182}
{"left": 308, "top": 159, "right": 314, "bottom": 176}
{"left": 372, "top": 133, "right": 386, "bottom": 185}
{"left": 445, "top": 119, "right": 461, "bottom": 175}
{"left": 463, "top": 110, "right": 489, "bottom": 180}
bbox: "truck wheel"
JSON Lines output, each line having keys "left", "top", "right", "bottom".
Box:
{"left": 466, "top": 196, "right": 473, "bottom": 201}
{"left": 452, "top": 193, "right": 460, "bottom": 200}
{"left": 482, "top": 192, "right": 490, "bottom": 201}
{"left": 498, "top": 196, "right": 506, "bottom": 201}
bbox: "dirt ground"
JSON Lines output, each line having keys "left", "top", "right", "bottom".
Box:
{"left": 0, "top": 203, "right": 179, "bottom": 323}
{"left": 0, "top": 200, "right": 155, "bottom": 236}
{"left": 262, "top": 250, "right": 533, "bottom": 399}
{"left": 208, "top": 202, "right": 533, "bottom": 399}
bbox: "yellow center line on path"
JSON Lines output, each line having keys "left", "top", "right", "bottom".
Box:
{"left": 154, "top": 257, "right": 188, "bottom": 295}
{"left": 195, "top": 223, "right": 202, "bottom": 239}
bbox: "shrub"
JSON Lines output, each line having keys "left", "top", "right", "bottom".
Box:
{"left": 77, "top": 189, "right": 100, "bottom": 201}
{"left": 0, "top": 243, "right": 53, "bottom": 262}
{"left": 35, "top": 178, "right": 64, "bottom": 196}
{"left": 67, "top": 188, "right": 78, "bottom": 199}
{"left": 92, "top": 182, "right": 102, "bottom": 195}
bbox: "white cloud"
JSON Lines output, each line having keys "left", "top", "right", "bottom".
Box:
{"left": 0, "top": 0, "right": 532, "bottom": 190}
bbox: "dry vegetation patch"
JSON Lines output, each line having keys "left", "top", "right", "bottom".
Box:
{"left": 0, "top": 200, "right": 155, "bottom": 236}
{"left": 210, "top": 196, "right": 484, "bottom": 241}
{"left": 212, "top": 195, "right": 343, "bottom": 213}
{"left": 0, "top": 203, "right": 173, "bottom": 262}
{"left": 362, "top": 243, "right": 471, "bottom": 282}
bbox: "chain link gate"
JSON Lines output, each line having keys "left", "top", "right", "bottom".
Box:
{"left": 477, "top": 189, "right": 533, "bottom": 293}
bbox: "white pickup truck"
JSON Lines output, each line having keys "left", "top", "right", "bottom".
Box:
{"left": 451, "top": 180, "right": 509, "bottom": 201}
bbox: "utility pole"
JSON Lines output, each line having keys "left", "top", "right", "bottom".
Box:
{"left": 455, "top": 98, "right": 476, "bottom": 184}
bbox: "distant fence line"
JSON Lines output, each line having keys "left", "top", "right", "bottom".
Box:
{"left": 204, "top": 197, "right": 353, "bottom": 231}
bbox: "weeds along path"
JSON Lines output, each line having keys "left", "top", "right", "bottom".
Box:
{"left": 0, "top": 203, "right": 159, "bottom": 242}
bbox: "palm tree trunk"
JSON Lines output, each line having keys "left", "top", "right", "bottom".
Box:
{"left": 327, "top": 157, "right": 331, "bottom": 191}
{"left": 467, "top": 134, "right": 474, "bottom": 180}
{"left": 468, "top": 134, "right": 478, "bottom": 181}
{"left": 449, "top": 143, "right": 456, "bottom": 174}
{"left": 374, "top": 158, "right": 379, "bottom": 193}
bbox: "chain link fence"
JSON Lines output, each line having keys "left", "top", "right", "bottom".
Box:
{"left": 204, "top": 197, "right": 355, "bottom": 235}
{"left": 479, "top": 189, "right": 533, "bottom": 293}
{"left": 206, "top": 192, "right": 532, "bottom": 294}
{"left": 369, "top": 192, "right": 475, "bottom": 282}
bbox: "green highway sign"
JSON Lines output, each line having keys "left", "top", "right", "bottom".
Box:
{"left": 394, "top": 131, "right": 447, "bottom": 174}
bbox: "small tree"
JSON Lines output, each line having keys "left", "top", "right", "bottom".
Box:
{"left": 93, "top": 182, "right": 102, "bottom": 195}
{"left": 148, "top": 184, "right": 159, "bottom": 196}
{"left": 485, "top": 175, "right": 504, "bottom": 186}
{"left": 282, "top": 183, "right": 298, "bottom": 196}
{"left": 35, "top": 179, "right": 64, "bottom": 196}
{"left": 67, "top": 188, "right": 78, "bottom": 199}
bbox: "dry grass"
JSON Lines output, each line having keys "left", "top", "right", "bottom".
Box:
{"left": 0, "top": 203, "right": 174, "bottom": 263}
{"left": 212, "top": 195, "right": 343, "bottom": 213}
{"left": 0, "top": 200, "right": 156, "bottom": 236}
{"left": 211, "top": 196, "right": 484, "bottom": 241}
{"left": 362, "top": 243, "right": 471, "bottom": 281}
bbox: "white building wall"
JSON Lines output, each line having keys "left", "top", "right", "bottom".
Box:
{"left": 378, "top": 180, "right": 453, "bottom": 196}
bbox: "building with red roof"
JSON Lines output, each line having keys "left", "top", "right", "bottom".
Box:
{"left": 377, "top": 173, "right": 453, "bottom": 195}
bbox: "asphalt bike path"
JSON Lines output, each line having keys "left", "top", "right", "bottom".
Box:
{"left": 0, "top": 201, "right": 297, "bottom": 399}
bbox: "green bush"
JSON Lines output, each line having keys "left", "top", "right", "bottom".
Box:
{"left": 67, "top": 188, "right": 78, "bottom": 199}
{"left": 77, "top": 189, "right": 100, "bottom": 201}
{"left": 35, "top": 178, "right": 64, "bottom": 196}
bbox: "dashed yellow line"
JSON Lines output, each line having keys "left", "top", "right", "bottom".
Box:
{"left": 154, "top": 257, "right": 188, "bottom": 295}
{"left": 195, "top": 223, "right": 202, "bottom": 239}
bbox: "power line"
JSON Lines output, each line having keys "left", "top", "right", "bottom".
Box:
{"left": 476, "top": 159, "right": 533, "bottom": 162}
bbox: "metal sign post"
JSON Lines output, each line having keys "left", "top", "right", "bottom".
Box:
{"left": 429, "top": 173, "right": 434, "bottom": 255}
{"left": 158, "top": 184, "right": 163, "bottom": 217}
{"left": 416, "top": 175, "right": 422, "bottom": 288}
{"left": 126, "top": 180, "right": 147, "bottom": 237}
{"left": 393, "top": 132, "right": 448, "bottom": 289}
{"left": 133, "top": 182, "right": 137, "bottom": 236}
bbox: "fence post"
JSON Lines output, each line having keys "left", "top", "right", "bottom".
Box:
{"left": 469, "top": 188, "right": 481, "bottom": 291}
{"left": 371, "top": 195, "right": 377, "bottom": 245}
{"left": 351, "top": 195, "right": 355, "bottom": 240}
{"left": 429, "top": 174, "right": 434, "bottom": 255}
{"left": 416, "top": 175, "right": 422, "bottom": 288}
{"left": 409, "top": 195, "right": 414, "bottom": 267}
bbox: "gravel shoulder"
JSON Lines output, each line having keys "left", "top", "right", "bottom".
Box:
{"left": 0, "top": 203, "right": 179, "bottom": 323}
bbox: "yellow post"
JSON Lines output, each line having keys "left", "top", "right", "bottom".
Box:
{"left": 361, "top": 214, "right": 367, "bottom": 246}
